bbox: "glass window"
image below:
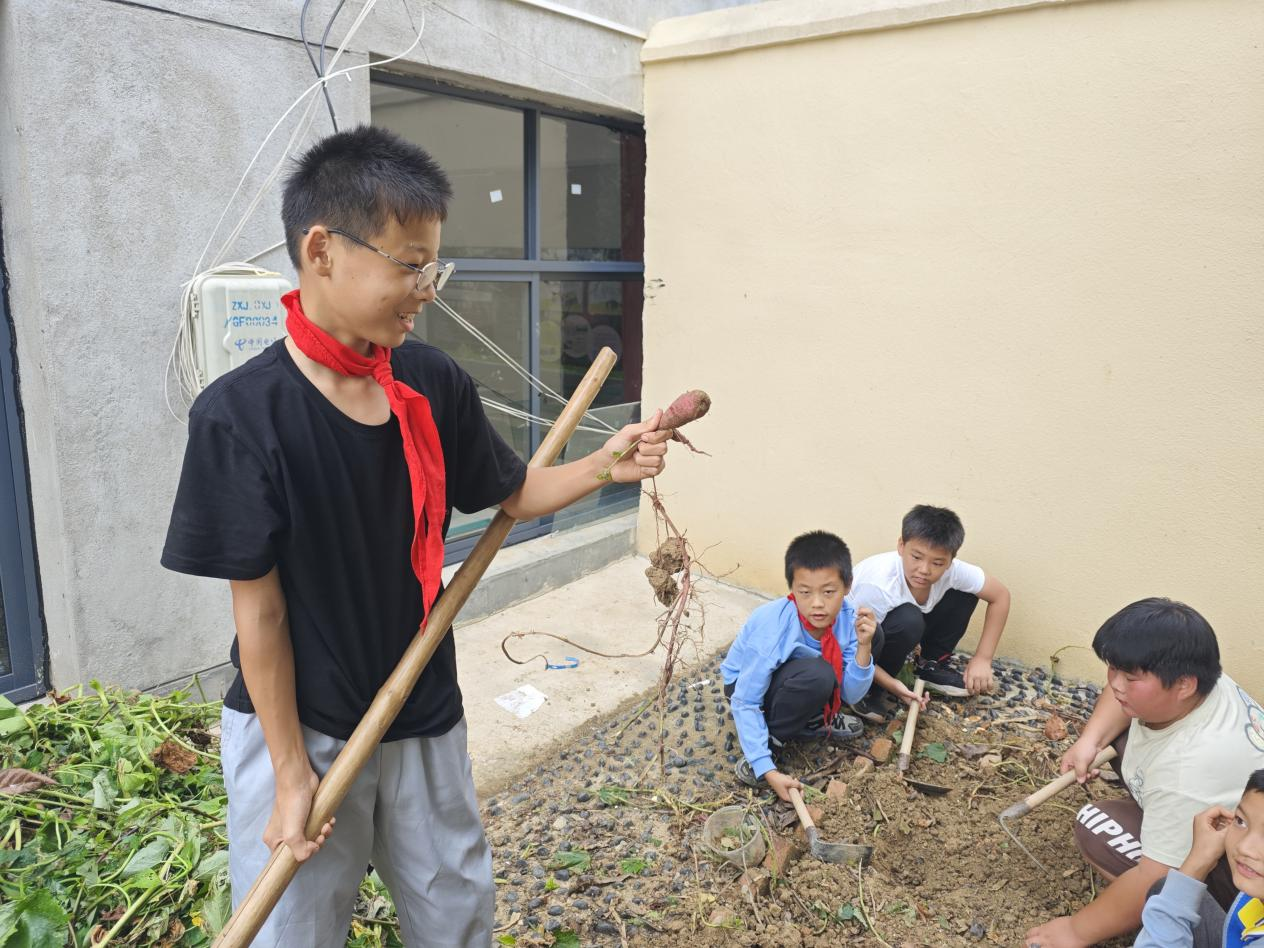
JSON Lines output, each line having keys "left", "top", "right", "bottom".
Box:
{"left": 539, "top": 279, "right": 643, "bottom": 526}
{"left": 540, "top": 116, "right": 645, "bottom": 262}
{"left": 372, "top": 86, "right": 525, "bottom": 259}
{"left": 371, "top": 77, "right": 646, "bottom": 553}
{"left": 410, "top": 281, "right": 530, "bottom": 539}
{"left": 539, "top": 279, "right": 642, "bottom": 409}
{"left": 0, "top": 589, "right": 9, "bottom": 677}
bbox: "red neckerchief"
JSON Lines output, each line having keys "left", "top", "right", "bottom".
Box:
{"left": 788, "top": 594, "right": 843, "bottom": 725}
{"left": 283, "top": 290, "right": 447, "bottom": 627}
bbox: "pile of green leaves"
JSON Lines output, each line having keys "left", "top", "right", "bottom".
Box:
{"left": 0, "top": 682, "right": 402, "bottom": 947}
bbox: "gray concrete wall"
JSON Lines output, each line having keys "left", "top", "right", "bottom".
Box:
{"left": 0, "top": 0, "right": 755, "bottom": 693}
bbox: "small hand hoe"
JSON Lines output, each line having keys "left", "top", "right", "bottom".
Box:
{"left": 998, "top": 746, "right": 1118, "bottom": 869}
{"left": 787, "top": 786, "right": 873, "bottom": 865}
{"left": 897, "top": 679, "right": 949, "bottom": 796}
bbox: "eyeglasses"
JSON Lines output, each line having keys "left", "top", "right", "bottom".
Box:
{"left": 319, "top": 228, "right": 455, "bottom": 294}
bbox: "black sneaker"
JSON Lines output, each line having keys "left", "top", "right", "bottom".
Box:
{"left": 916, "top": 657, "right": 969, "bottom": 697}
{"left": 794, "top": 712, "right": 864, "bottom": 742}
{"left": 848, "top": 694, "right": 891, "bottom": 724}
{"left": 734, "top": 758, "right": 763, "bottom": 788}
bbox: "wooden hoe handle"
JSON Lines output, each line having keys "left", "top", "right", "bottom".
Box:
{"left": 1023, "top": 746, "right": 1118, "bottom": 811}
{"left": 897, "top": 679, "right": 926, "bottom": 771}
{"left": 213, "top": 348, "right": 619, "bottom": 946}
{"left": 787, "top": 786, "right": 815, "bottom": 830}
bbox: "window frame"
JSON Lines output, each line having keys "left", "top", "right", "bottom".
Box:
{"left": 370, "top": 74, "right": 646, "bottom": 563}
{"left": 0, "top": 219, "right": 47, "bottom": 701}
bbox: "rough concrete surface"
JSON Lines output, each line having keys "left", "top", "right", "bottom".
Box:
{"left": 456, "top": 555, "right": 766, "bottom": 796}
{"left": 0, "top": 0, "right": 761, "bottom": 699}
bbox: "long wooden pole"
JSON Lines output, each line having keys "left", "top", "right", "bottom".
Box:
{"left": 214, "top": 348, "right": 619, "bottom": 946}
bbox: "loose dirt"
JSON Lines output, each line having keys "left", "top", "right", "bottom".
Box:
{"left": 483, "top": 657, "right": 1131, "bottom": 946}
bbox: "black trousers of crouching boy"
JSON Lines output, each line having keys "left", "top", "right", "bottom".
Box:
{"left": 872, "top": 590, "right": 980, "bottom": 677}
{"left": 724, "top": 626, "right": 887, "bottom": 741}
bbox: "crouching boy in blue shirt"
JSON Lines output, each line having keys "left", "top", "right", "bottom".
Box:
{"left": 721, "top": 531, "right": 877, "bottom": 802}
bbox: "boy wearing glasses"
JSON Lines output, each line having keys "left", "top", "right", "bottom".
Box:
{"left": 162, "top": 126, "right": 671, "bottom": 946}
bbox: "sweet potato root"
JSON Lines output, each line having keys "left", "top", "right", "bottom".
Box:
{"left": 659, "top": 389, "right": 710, "bottom": 454}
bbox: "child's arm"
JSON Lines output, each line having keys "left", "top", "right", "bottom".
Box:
{"left": 1134, "top": 805, "right": 1235, "bottom": 948}
{"left": 1024, "top": 856, "right": 1171, "bottom": 947}
{"left": 500, "top": 413, "right": 668, "bottom": 521}
{"left": 230, "top": 569, "right": 334, "bottom": 863}
{"left": 872, "top": 666, "right": 930, "bottom": 710}
{"left": 838, "top": 607, "right": 876, "bottom": 705}
{"left": 963, "top": 575, "right": 1010, "bottom": 695}
{"left": 1060, "top": 686, "right": 1130, "bottom": 782}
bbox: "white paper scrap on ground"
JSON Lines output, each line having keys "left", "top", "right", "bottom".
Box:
{"left": 495, "top": 684, "right": 548, "bottom": 719}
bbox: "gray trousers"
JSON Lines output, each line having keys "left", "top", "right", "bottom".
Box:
{"left": 221, "top": 708, "right": 493, "bottom": 947}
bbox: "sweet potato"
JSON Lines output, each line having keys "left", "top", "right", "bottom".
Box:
{"left": 659, "top": 389, "right": 710, "bottom": 454}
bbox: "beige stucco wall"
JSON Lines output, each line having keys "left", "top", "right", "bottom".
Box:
{"left": 638, "top": 0, "right": 1264, "bottom": 691}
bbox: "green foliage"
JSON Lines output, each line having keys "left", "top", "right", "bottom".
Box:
{"left": 896, "top": 661, "right": 917, "bottom": 690}
{"left": 596, "top": 785, "right": 629, "bottom": 806}
{"left": 550, "top": 931, "right": 580, "bottom": 948}
{"left": 920, "top": 742, "right": 949, "bottom": 764}
{"left": 547, "top": 850, "right": 592, "bottom": 873}
{"left": 0, "top": 682, "right": 403, "bottom": 946}
{"left": 0, "top": 695, "right": 28, "bottom": 737}
{"left": 618, "top": 857, "right": 648, "bottom": 875}
{"left": 0, "top": 890, "right": 69, "bottom": 948}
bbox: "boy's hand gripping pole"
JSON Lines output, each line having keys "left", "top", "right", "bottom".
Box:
{"left": 213, "top": 348, "right": 619, "bottom": 947}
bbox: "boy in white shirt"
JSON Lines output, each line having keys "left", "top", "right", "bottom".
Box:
{"left": 848, "top": 505, "right": 1011, "bottom": 718}
{"left": 1025, "top": 598, "right": 1264, "bottom": 948}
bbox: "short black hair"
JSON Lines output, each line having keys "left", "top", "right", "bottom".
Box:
{"left": 900, "top": 505, "right": 966, "bottom": 555}
{"left": 282, "top": 125, "right": 452, "bottom": 267}
{"left": 1245, "top": 769, "right": 1264, "bottom": 797}
{"left": 784, "top": 531, "right": 852, "bottom": 588}
{"left": 1092, "top": 598, "right": 1221, "bottom": 696}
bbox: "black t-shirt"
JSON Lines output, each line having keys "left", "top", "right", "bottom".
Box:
{"left": 162, "top": 339, "right": 527, "bottom": 741}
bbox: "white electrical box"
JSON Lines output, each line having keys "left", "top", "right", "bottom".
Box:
{"left": 190, "top": 272, "right": 292, "bottom": 387}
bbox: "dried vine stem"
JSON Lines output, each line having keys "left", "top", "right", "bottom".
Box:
{"left": 499, "top": 479, "right": 710, "bottom": 773}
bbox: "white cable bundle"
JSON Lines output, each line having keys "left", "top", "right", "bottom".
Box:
{"left": 167, "top": 0, "right": 628, "bottom": 440}
{"left": 167, "top": 0, "right": 426, "bottom": 421}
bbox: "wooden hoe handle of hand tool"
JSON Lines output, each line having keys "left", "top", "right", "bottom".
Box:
{"left": 1001, "top": 746, "right": 1119, "bottom": 820}
{"left": 1026, "top": 746, "right": 1118, "bottom": 809}
{"left": 787, "top": 786, "right": 815, "bottom": 830}
{"left": 213, "top": 348, "right": 620, "bottom": 947}
{"left": 897, "top": 679, "right": 926, "bottom": 771}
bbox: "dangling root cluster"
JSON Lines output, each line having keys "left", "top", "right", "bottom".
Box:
{"left": 649, "top": 536, "right": 689, "bottom": 573}
{"left": 645, "top": 537, "right": 689, "bottom": 606}
{"left": 500, "top": 390, "right": 716, "bottom": 771}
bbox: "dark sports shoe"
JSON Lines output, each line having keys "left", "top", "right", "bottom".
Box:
{"left": 734, "top": 758, "right": 763, "bottom": 788}
{"left": 848, "top": 693, "right": 891, "bottom": 724}
{"left": 795, "top": 712, "right": 864, "bottom": 742}
{"left": 916, "top": 657, "right": 969, "bottom": 697}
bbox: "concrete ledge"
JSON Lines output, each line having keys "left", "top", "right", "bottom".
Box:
{"left": 642, "top": 0, "right": 1098, "bottom": 64}
{"left": 441, "top": 511, "right": 637, "bottom": 624}
{"left": 145, "top": 513, "right": 637, "bottom": 700}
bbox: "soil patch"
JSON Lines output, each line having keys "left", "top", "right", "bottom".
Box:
{"left": 483, "top": 657, "right": 1132, "bottom": 947}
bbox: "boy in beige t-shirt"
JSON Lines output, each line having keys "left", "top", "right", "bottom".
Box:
{"left": 1025, "top": 598, "right": 1264, "bottom": 948}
